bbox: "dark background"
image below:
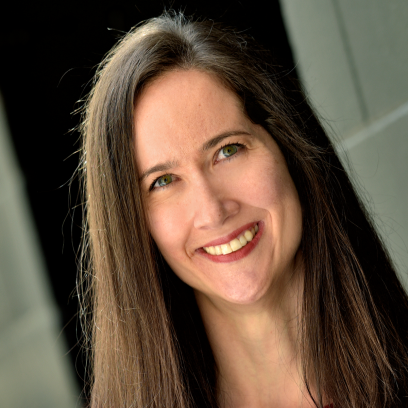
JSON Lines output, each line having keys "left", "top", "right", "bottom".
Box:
{"left": 0, "top": 0, "right": 296, "bottom": 398}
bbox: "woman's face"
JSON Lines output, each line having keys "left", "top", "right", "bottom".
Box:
{"left": 134, "top": 70, "right": 302, "bottom": 305}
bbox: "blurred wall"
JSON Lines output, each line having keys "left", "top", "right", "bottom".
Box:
{"left": 0, "top": 94, "right": 79, "bottom": 407}
{"left": 280, "top": 0, "right": 408, "bottom": 285}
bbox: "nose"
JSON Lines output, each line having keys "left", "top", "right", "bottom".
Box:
{"left": 192, "top": 176, "right": 240, "bottom": 230}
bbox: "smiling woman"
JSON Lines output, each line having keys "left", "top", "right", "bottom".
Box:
{"left": 79, "top": 12, "right": 408, "bottom": 408}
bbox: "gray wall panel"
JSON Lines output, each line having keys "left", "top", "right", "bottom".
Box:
{"left": 281, "top": 0, "right": 408, "bottom": 280}
{"left": 281, "top": 0, "right": 364, "bottom": 138}
{"left": 0, "top": 95, "right": 78, "bottom": 407}
{"left": 335, "top": 0, "right": 408, "bottom": 119}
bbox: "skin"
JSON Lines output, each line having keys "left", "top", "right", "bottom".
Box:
{"left": 134, "top": 69, "right": 314, "bottom": 408}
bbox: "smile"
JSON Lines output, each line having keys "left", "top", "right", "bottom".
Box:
{"left": 203, "top": 224, "right": 259, "bottom": 255}
{"left": 197, "top": 221, "right": 264, "bottom": 263}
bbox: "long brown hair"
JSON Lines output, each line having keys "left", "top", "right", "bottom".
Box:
{"left": 79, "top": 12, "right": 408, "bottom": 408}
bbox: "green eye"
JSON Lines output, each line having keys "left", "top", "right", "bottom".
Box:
{"left": 156, "top": 174, "right": 173, "bottom": 187}
{"left": 221, "top": 144, "right": 238, "bottom": 157}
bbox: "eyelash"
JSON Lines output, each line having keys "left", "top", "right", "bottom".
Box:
{"left": 215, "top": 142, "right": 246, "bottom": 163}
{"left": 149, "top": 142, "right": 247, "bottom": 191}
{"left": 149, "top": 174, "right": 175, "bottom": 192}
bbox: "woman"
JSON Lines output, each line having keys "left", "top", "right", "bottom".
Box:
{"left": 79, "top": 12, "right": 408, "bottom": 408}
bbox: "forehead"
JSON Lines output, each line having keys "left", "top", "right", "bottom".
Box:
{"left": 133, "top": 70, "right": 250, "bottom": 171}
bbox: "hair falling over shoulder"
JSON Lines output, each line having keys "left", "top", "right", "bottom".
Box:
{"left": 77, "top": 11, "right": 408, "bottom": 408}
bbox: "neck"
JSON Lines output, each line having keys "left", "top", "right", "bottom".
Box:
{"left": 195, "top": 263, "right": 315, "bottom": 408}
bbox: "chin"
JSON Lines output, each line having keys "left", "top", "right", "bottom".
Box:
{"left": 215, "top": 276, "right": 270, "bottom": 305}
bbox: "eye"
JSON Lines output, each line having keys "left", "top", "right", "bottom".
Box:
{"left": 150, "top": 174, "right": 174, "bottom": 191}
{"left": 215, "top": 143, "right": 245, "bottom": 162}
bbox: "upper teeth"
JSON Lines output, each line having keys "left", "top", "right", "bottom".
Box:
{"left": 203, "top": 224, "right": 259, "bottom": 255}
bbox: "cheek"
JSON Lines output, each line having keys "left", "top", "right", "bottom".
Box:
{"left": 234, "top": 155, "right": 285, "bottom": 206}
{"left": 148, "top": 202, "right": 187, "bottom": 261}
{"left": 238, "top": 154, "right": 302, "bottom": 241}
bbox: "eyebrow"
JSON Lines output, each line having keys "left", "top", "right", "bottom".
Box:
{"left": 201, "top": 130, "right": 251, "bottom": 151}
{"left": 139, "top": 161, "right": 178, "bottom": 182}
{"left": 139, "top": 130, "right": 251, "bottom": 182}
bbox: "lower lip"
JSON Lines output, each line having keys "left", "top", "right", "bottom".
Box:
{"left": 197, "top": 221, "right": 264, "bottom": 263}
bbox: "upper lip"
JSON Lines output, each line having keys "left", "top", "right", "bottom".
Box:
{"left": 200, "top": 221, "right": 259, "bottom": 248}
